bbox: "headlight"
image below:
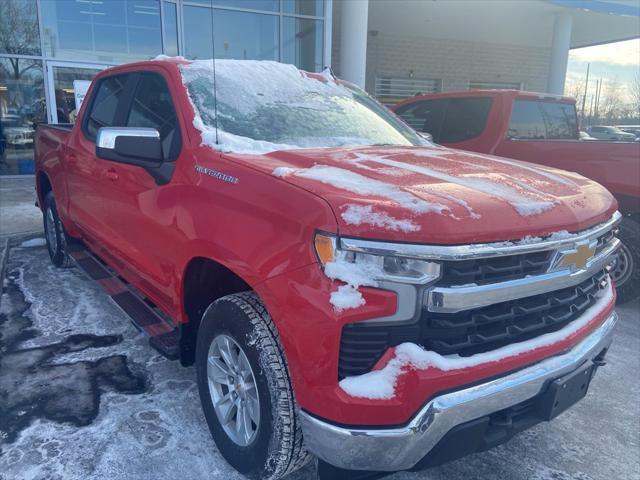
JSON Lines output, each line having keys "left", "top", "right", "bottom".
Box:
{"left": 314, "top": 233, "right": 441, "bottom": 285}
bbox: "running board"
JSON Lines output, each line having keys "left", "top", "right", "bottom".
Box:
{"left": 68, "top": 244, "right": 180, "bottom": 360}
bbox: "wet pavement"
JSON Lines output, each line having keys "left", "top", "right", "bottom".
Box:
{"left": 0, "top": 238, "right": 639, "bottom": 480}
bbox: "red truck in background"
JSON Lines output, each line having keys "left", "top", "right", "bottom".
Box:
{"left": 35, "top": 59, "right": 621, "bottom": 480}
{"left": 393, "top": 90, "right": 640, "bottom": 304}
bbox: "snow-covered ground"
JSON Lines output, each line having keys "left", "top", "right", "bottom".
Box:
{"left": 0, "top": 177, "right": 41, "bottom": 238}
{"left": 0, "top": 239, "right": 638, "bottom": 480}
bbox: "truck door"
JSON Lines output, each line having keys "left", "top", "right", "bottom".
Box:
{"left": 65, "top": 73, "right": 137, "bottom": 249}
{"left": 95, "top": 70, "right": 183, "bottom": 316}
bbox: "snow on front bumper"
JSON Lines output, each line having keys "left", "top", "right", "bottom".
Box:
{"left": 299, "top": 308, "right": 617, "bottom": 472}
{"left": 339, "top": 280, "right": 616, "bottom": 400}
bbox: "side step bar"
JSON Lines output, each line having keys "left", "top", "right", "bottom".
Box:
{"left": 68, "top": 243, "right": 180, "bottom": 360}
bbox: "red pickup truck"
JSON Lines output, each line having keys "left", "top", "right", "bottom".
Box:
{"left": 393, "top": 90, "right": 640, "bottom": 304}
{"left": 35, "top": 59, "right": 620, "bottom": 479}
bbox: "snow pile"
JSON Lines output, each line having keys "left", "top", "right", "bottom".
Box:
{"left": 339, "top": 281, "right": 614, "bottom": 399}
{"left": 20, "top": 238, "right": 47, "bottom": 248}
{"left": 492, "top": 229, "right": 577, "bottom": 247}
{"left": 341, "top": 204, "right": 420, "bottom": 232}
{"left": 324, "top": 252, "right": 382, "bottom": 311}
{"left": 272, "top": 166, "right": 298, "bottom": 178}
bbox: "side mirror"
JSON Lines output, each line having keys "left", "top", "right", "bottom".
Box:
{"left": 96, "top": 127, "right": 162, "bottom": 164}
{"left": 96, "top": 127, "right": 175, "bottom": 185}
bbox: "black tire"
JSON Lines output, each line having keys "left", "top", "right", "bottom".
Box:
{"left": 43, "top": 191, "right": 72, "bottom": 268}
{"left": 612, "top": 216, "right": 640, "bottom": 304}
{"left": 195, "top": 292, "right": 309, "bottom": 480}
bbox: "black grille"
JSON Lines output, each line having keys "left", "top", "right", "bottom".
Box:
{"left": 440, "top": 250, "right": 552, "bottom": 286}
{"left": 439, "top": 228, "right": 616, "bottom": 287}
{"left": 338, "top": 271, "right": 608, "bottom": 379}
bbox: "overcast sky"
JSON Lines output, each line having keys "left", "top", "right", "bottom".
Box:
{"left": 567, "top": 38, "right": 639, "bottom": 99}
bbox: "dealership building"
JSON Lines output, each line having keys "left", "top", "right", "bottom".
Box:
{"left": 0, "top": 0, "right": 638, "bottom": 174}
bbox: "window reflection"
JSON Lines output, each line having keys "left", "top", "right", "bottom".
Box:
{"left": 283, "top": 17, "right": 323, "bottom": 72}
{"left": 163, "top": 1, "right": 179, "bottom": 57}
{"left": 184, "top": 7, "right": 279, "bottom": 61}
{"left": 0, "top": 58, "right": 45, "bottom": 175}
{"left": 189, "top": 0, "right": 279, "bottom": 12}
{"left": 283, "top": 0, "right": 324, "bottom": 17}
{"left": 41, "top": 0, "right": 162, "bottom": 62}
{"left": 0, "top": 0, "right": 42, "bottom": 56}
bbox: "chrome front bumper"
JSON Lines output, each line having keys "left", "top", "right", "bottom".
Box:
{"left": 299, "top": 312, "right": 617, "bottom": 472}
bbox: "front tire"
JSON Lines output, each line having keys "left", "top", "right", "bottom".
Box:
{"left": 195, "top": 292, "right": 309, "bottom": 480}
{"left": 43, "top": 191, "right": 72, "bottom": 268}
{"left": 612, "top": 216, "right": 640, "bottom": 304}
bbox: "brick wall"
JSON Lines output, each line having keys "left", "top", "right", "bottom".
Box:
{"left": 331, "top": 5, "right": 552, "bottom": 96}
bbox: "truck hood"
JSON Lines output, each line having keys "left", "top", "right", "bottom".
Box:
{"left": 228, "top": 145, "right": 617, "bottom": 244}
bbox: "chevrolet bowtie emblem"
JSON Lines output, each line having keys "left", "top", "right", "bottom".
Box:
{"left": 558, "top": 243, "right": 596, "bottom": 271}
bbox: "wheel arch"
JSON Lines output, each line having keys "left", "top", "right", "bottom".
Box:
{"left": 179, "top": 255, "right": 253, "bottom": 366}
{"left": 36, "top": 170, "right": 53, "bottom": 209}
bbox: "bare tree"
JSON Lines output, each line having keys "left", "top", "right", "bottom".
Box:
{"left": 0, "top": 0, "right": 41, "bottom": 79}
{"left": 564, "top": 78, "right": 585, "bottom": 101}
{"left": 599, "top": 79, "right": 625, "bottom": 122}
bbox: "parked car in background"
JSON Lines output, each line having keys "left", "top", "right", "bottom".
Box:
{"left": 35, "top": 59, "right": 621, "bottom": 479}
{"left": 394, "top": 90, "right": 640, "bottom": 303}
{"left": 586, "top": 125, "right": 637, "bottom": 141}
{"left": 616, "top": 125, "right": 640, "bottom": 139}
{"left": 1, "top": 114, "right": 35, "bottom": 148}
{"left": 579, "top": 130, "right": 597, "bottom": 140}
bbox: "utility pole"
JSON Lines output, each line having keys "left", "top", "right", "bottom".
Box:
{"left": 580, "top": 63, "right": 590, "bottom": 125}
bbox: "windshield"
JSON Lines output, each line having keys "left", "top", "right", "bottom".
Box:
{"left": 180, "top": 60, "right": 424, "bottom": 154}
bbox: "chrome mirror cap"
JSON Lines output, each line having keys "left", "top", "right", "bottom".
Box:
{"left": 96, "top": 127, "right": 160, "bottom": 149}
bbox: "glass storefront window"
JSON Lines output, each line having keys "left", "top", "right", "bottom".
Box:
{"left": 163, "top": 2, "right": 179, "bottom": 56}
{"left": 0, "top": 0, "right": 42, "bottom": 56}
{"left": 40, "top": 0, "right": 162, "bottom": 63}
{"left": 283, "top": 0, "right": 324, "bottom": 17}
{"left": 51, "top": 66, "right": 103, "bottom": 124}
{"left": 0, "top": 58, "right": 45, "bottom": 175}
{"left": 215, "top": 10, "right": 279, "bottom": 61}
{"left": 184, "top": 7, "right": 279, "bottom": 61}
{"left": 183, "top": 6, "right": 213, "bottom": 60}
{"left": 188, "top": 0, "right": 279, "bottom": 12}
{"left": 283, "top": 17, "right": 323, "bottom": 72}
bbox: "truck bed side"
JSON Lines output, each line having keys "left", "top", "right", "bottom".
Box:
{"left": 35, "top": 123, "right": 73, "bottom": 214}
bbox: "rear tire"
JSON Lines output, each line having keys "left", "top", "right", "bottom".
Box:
{"left": 43, "top": 191, "right": 72, "bottom": 268}
{"left": 612, "top": 216, "right": 640, "bottom": 304}
{"left": 195, "top": 292, "right": 309, "bottom": 480}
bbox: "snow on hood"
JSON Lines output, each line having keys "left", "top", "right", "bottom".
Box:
{"left": 257, "top": 145, "right": 616, "bottom": 244}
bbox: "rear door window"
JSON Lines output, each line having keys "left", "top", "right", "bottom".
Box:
{"left": 395, "top": 97, "right": 492, "bottom": 143}
{"left": 439, "top": 97, "right": 492, "bottom": 143}
{"left": 508, "top": 100, "right": 578, "bottom": 140}
{"left": 395, "top": 98, "right": 447, "bottom": 139}
{"left": 84, "top": 74, "right": 130, "bottom": 140}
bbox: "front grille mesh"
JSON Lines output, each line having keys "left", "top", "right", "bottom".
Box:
{"left": 338, "top": 270, "right": 609, "bottom": 379}
{"left": 440, "top": 250, "right": 552, "bottom": 286}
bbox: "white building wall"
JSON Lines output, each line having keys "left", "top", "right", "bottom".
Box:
{"left": 332, "top": 3, "right": 552, "bottom": 96}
